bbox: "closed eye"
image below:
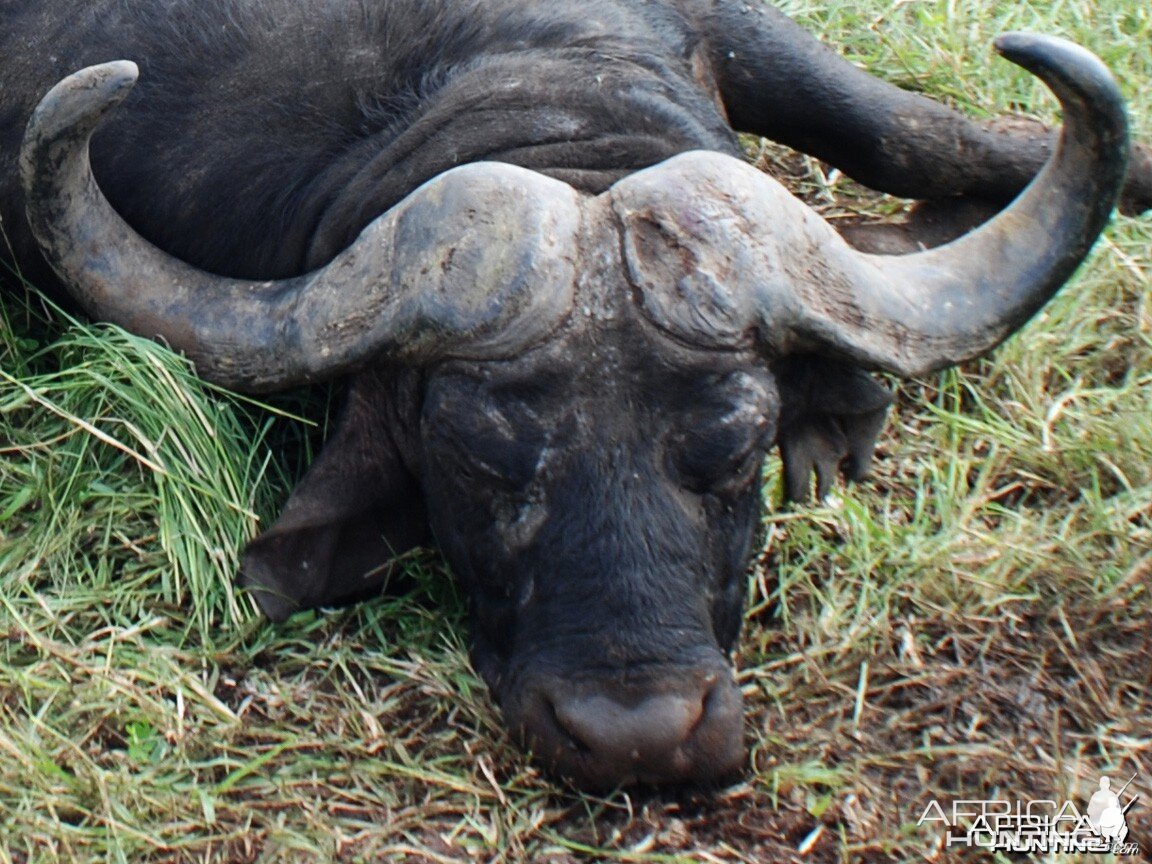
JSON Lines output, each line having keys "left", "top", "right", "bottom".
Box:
{"left": 428, "top": 419, "right": 543, "bottom": 491}
{"left": 670, "top": 415, "right": 772, "bottom": 495}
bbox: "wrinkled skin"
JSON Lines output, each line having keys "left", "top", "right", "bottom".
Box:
{"left": 3, "top": 0, "right": 1150, "bottom": 788}
{"left": 3, "top": 1, "right": 1148, "bottom": 288}
{"left": 424, "top": 323, "right": 770, "bottom": 785}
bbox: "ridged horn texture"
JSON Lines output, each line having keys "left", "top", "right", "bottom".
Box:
{"left": 614, "top": 33, "right": 1129, "bottom": 377}
{"left": 20, "top": 61, "right": 579, "bottom": 393}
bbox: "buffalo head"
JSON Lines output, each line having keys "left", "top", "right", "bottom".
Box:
{"left": 20, "top": 35, "right": 1129, "bottom": 787}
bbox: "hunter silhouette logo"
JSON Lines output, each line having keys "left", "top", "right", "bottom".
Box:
{"left": 1087, "top": 774, "right": 1138, "bottom": 845}
{"left": 917, "top": 772, "right": 1143, "bottom": 855}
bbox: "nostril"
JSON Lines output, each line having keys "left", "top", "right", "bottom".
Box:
{"left": 512, "top": 668, "right": 744, "bottom": 788}
{"left": 551, "top": 690, "right": 701, "bottom": 765}
{"left": 691, "top": 672, "right": 720, "bottom": 736}
{"left": 546, "top": 694, "right": 592, "bottom": 755}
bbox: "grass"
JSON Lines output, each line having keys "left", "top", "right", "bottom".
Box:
{"left": 1, "top": 1, "right": 1150, "bottom": 861}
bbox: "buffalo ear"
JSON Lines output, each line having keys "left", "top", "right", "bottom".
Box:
{"left": 774, "top": 357, "right": 893, "bottom": 503}
{"left": 238, "top": 370, "right": 428, "bottom": 621}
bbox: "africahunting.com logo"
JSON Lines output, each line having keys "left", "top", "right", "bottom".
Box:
{"left": 917, "top": 773, "right": 1142, "bottom": 855}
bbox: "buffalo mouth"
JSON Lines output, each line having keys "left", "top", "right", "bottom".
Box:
{"left": 499, "top": 659, "right": 745, "bottom": 789}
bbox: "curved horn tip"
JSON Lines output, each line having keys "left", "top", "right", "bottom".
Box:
{"left": 993, "top": 32, "right": 1123, "bottom": 111}
{"left": 64, "top": 59, "right": 139, "bottom": 93}
{"left": 30, "top": 60, "right": 140, "bottom": 137}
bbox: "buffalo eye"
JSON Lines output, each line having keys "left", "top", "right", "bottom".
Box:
{"left": 428, "top": 415, "right": 544, "bottom": 493}
{"left": 442, "top": 424, "right": 541, "bottom": 490}
{"left": 423, "top": 378, "right": 546, "bottom": 494}
{"left": 669, "top": 406, "right": 772, "bottom": 495}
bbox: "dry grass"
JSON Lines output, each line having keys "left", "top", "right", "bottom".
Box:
{"left": 2, "top": 1, "right": 1151, "bottom": 861}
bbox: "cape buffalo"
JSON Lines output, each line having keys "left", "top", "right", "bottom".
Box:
{"left": 3, "top": 0, "right": 1149, "bottom": 788}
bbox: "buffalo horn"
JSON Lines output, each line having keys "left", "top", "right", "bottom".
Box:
{"left": 20, "top": 62, "right": 579, "bottom": 392}
{"left": 615, "top": 34, "right": 1128, "bottom": 376}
